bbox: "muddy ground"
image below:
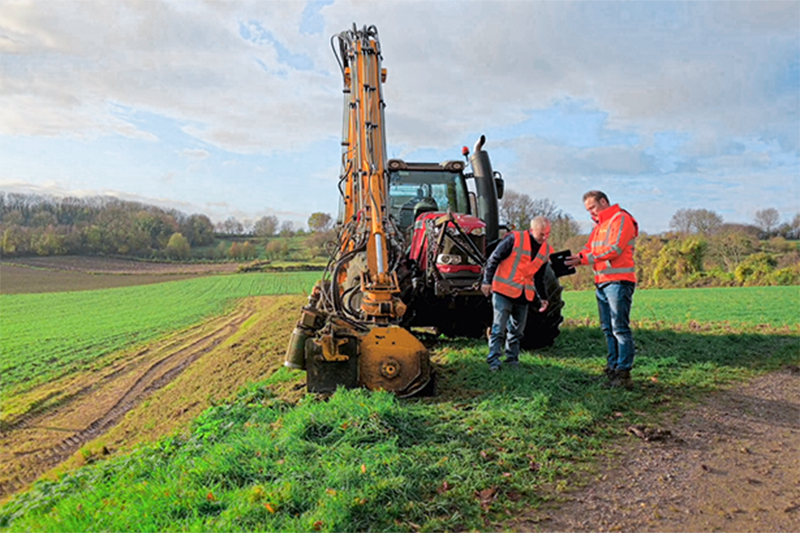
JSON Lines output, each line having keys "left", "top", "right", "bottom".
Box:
{"left": 520, "top": 366, "right": 800, "bottom": 533}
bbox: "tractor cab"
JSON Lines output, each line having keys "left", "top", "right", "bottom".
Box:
{"left": 387, "top": 159, "right": 472, "bottom": 232}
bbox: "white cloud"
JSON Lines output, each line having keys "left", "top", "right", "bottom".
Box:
{"left": 0, "top": 0, "right": 796, "bottom": 232}
{"left": 179, "top": 148, "right": 210, "bottom": 160}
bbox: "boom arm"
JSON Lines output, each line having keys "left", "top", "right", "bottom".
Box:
{"left": 285, "top": 24, "right": 431, "bottom": 397}
{"left": 334, "top": 25, "right": 405, "bottom": 323}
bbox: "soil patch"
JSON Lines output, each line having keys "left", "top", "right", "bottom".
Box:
{"left": 525, "top": 367, "right": 800, "bottom": 532}
{"left": 1, "top": 256, "right": 242, "bottom": 294}
{"left": 5, "top": 256, "right": 241, "bottom": 275}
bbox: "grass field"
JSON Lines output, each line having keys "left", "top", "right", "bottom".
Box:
{"left": 0, "top": 284, "right": 798, "bottom": 531}
{"left": 562, "top": 285, "right": 800, "bottom": 327}
{"left": 0, "top": 272, "right": 320, "bottom": 396}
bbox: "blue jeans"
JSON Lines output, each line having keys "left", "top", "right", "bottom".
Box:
{"left": 596, "top": 282, "right": 636, "bottom": 371}
{"left": 487, "top": 292, "right": 529, "bottom": 368}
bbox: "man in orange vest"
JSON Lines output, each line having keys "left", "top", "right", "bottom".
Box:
{"left": 481, "top": 216, "right": 553, "bottom": 372}
{"left": 566, "top": 191, "right": 639, "bottom": 389}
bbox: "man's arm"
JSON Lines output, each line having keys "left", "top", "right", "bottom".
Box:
{"left": 481, "top": 233, "right": 515, "bottom": 296}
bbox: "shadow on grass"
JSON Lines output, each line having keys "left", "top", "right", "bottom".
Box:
{"left": 423, "top": 324, "right": 799, "bottom": 422}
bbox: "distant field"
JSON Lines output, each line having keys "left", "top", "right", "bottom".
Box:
{"left": 0, "top": 265, "right": 209, "bottom": 294}
{"left": 3, "top": 256, "right": 242, "bottom": 274}
{"left": 0, "top": 272, "right": 321, "bottom": 395}
{"left": 1, "top": 257, "right": 242, "bottom": 294}
{"left": 562, "top": 286, "right": 800, "bottom": 327}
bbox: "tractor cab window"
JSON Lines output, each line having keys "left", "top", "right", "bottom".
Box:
{"left": 389, "top": 170, "right": 469, "bottom": 230}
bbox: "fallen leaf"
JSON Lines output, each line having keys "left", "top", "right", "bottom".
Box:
{"left": 326, "top": 488, "right": 337, "bottom": 496}
{"left": 477, "top": 487, "right": 497, "bottom": 502}
{"left": 206, "top": 492, "right": 215, "bottom": 501}
{"left": 264, "top": 503, "right": 275, "bottom": 514}
{"left": 313, "top": 520, "right": 323, "bottom": 531}
{"left": 361, "top": 463, "right": 367, "bottom": 474}
{"left": 502, "top": 472, "right": 512, "bottom": 478}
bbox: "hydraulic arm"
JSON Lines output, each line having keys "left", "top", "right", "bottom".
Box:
{"left": 284, "top": 25, "right": 431, "bottom": 396}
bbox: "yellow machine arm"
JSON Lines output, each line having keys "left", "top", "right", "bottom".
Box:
{"left": 335, "top": 24, "right": 406, "bottom": 323}
{"left": 285, "top": 25, "right": 431, "bottom": 396}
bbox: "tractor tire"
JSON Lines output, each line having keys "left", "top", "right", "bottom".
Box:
{"left": 520, "top": 264, "right": 565, "bottom": 350}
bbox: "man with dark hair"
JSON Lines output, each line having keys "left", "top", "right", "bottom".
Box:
{"left": 566, "top": 191, "right": 639, "bottom": 388}
{"left": 481, "top": 216, "right": 552, "bottom": 372}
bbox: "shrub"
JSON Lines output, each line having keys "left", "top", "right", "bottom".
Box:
{"left": 734, "top": 252, "right": 777, "bottom": 286}
{"left": 164, "top": 232, "right": 191, "bottom": 260}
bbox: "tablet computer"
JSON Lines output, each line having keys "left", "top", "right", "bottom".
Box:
{"left": 549, "top": 249, "right": 576, "bottom": 277}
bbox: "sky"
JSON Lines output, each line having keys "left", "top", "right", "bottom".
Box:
{"left": 1, "top": 0, "right": 798, "bottom": 233}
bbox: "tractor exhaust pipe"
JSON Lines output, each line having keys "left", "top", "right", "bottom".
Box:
{"left": 469, "top": 135, "right": 501, "bottom": 245}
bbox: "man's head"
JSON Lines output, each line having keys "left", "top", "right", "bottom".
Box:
{"left": 529, "top": 216, "right": 551, "bottom": 244}
{"left": 582, "top": 190, "right": 610, "bottom": 221}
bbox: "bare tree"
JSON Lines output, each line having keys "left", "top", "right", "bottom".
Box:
{"left": 501, "top": 190, "right": 564, "bottom": 230}
{"left": 754, "top": 208, "right": 780, "bottom": 236}
{"left": 279, "top": 220, "right": 295, "bottom": 237}
{"left": 254, "top": 215, "right": 279, "bottom": 238}
{"left": 669, "top": 208, "right": 723, "bottom": 235}
{"left": 531, "top": 197, "right": 563, "bottom": 219}
{"left": 217, "top": 216, "right": 244, "bottom": 235}
{"left": 500, "top": 190, "right": 533, "bottom": 229}
{"left": 549, "top": 213, "right": 581, "bottom": 251}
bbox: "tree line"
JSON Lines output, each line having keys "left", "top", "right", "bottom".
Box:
{"left": 0, "top": 193, "right": 217, "bottom": 258}
{"left": 0, "top": 193, "right": 336, "bottom": 261}
{"left": 2, "top": 192, "right": 797, "bottom": 288}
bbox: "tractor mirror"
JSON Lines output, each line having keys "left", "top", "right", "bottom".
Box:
{"left": 494, "top": 174, "right": 504, "bottom": 200}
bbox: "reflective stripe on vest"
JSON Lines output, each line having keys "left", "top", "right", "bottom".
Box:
{"left": 492, "top": 231, "right": 553, "bottom": 301}
{"left": 588, "top": 208, "right": 637, "bottom": 284}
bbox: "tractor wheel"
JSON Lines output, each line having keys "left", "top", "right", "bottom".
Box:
{"left": 520, "top": 264, "right": 565, "bottom": 350}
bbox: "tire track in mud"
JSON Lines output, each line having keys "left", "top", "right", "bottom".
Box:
{"left": 0, "top": 308, "right": 253, "bottom": 499}
{"left": 1, "top": 321, "right": 213, "bottom": 435}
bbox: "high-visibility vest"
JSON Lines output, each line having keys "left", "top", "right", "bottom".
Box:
{"left": 580, "top": 204, "right": 638, "bottom": 284}
{"left": 492, "top": 231, "right": 554, "bottom": 301}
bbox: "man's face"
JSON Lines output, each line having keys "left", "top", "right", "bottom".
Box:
{"left": 530, "top": 224, "right": 551, "bottom": 244}
{"left": 584, "top": 196, "right": 610, "bottom": 222}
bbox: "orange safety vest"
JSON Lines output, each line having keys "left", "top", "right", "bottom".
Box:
{"left": 492, "top": 230, "right": 554, "bottom": 301}
{"left": 580, "top": 204, "right": 638, "bottom": 284}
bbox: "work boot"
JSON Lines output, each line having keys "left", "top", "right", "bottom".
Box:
{"left": 596, "top": 366, "right": 614, "bottom": 381}
{"left": 608, "top": 369, "right": 634, "bottom": 390}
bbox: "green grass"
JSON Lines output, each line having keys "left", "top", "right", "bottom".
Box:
{"left": 0, "top": 272, "right": 320, "bottom": 395}
{"left": 1, "top": 286, "right": 799, "bottom": 531}
{"left": 563, "top": 285, "right": 800, "bottom": 327}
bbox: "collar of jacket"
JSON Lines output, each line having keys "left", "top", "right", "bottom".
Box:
{"left": 597, "top": 203, "right": 622, "bottom": 224}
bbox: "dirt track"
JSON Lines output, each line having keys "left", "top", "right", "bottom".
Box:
{"left": 525, "top": 366, "right": 800, "bottom": 533}
{"left": 0, "top": 295, "right": 301, "bottom": 501}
